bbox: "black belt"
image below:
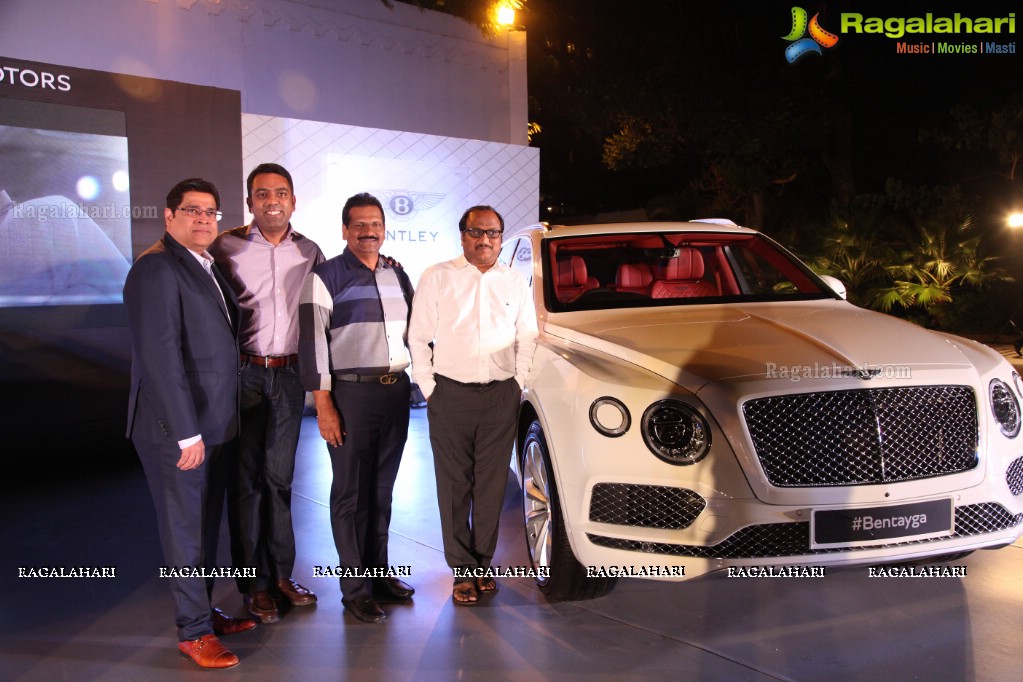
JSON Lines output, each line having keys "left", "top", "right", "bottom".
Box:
{"left": 436, "top": 374, "right": 500, "bottom": 389}
{"left": 335, "top": 372, "right": 401, "bottom": 385}
{"left": 241, "top": 353, "right": 298, "bottom": 368}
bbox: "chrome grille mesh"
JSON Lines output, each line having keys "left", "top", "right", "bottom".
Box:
{"left": 589, "top": 483, "right": 706, "bottom": 530}
{"left": 1006, "top": 457, "right": 1023, "bottom": 496}
{"left": 587, "top": 502, "right": 1022, "bottom": 558}
{"left": 743, "top": 386, "right": 978, "bottom": 486}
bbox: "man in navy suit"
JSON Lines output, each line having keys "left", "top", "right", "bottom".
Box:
{"left": 124, "top": 178, "right": 255, "bottom": 669}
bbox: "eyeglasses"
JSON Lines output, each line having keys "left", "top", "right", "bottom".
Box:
{"left": 463, "top": 228, "right": 503, "bottom": 239}
{"left": 177, "top": 206, "right": 223, "bottom": 221}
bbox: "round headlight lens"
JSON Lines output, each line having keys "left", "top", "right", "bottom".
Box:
{"left": 641, "top": 400, "right": 710, "bottom": 465}
{"left": 589, "top": 397, "right": 631, "bottom": 437}
{"left": 990, "top": 378, "right": 1021, "bottom": 438}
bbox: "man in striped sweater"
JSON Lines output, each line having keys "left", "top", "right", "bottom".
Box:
{"left": 298, "top": 192, "right": 415, "bottom": 624}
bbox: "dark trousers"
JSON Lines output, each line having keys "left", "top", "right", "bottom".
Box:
{"left": 427, "top": 376, "right": 520, "bottom": 579}
{"left": 229, "top": 362, "right": 304, "bottom": 593}
{"left": 326, "top": 373, "right": 410, "bottom": 599}
{"left": 135, "top": 437, "right": 230, "bottom": 641}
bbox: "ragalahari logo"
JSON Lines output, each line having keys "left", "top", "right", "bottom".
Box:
{"left": 783, "top": 7, "right": 839, "bottom": 63}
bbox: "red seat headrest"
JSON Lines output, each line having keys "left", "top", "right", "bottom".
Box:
{"left": 660, "top": 247, "right": 705, "bottom": 280}
{"left": 616, "top": 263, "right": 653, "bottom": 288}
{"left": 556, "top": 255, "right": 588, "bottom": 287}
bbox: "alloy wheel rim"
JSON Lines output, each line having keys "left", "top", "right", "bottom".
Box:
{"left": 522, "top": 438, "right": 552, "bottom": 570}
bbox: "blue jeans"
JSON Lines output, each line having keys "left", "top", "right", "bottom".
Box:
{"left": 231, "top": 362, "right": 305, "bottom": 593}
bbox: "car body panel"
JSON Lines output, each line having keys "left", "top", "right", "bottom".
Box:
{"left": 546, "top": 300, "right": 973, "bottom": 389}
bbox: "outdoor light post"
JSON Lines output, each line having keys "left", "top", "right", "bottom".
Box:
{"left": 1001, "top": 211, "right": 1023, "bottom": 355}
{"left": 496, "top": 1, "right": 527, "bottom": 146}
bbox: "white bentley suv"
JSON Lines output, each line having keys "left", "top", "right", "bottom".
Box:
{"left": 498, "top": 220, "right": 1023, "bottom": 601}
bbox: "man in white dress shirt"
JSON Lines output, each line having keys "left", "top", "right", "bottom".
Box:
{"left": 408, "top": 205, "right": 537, "bottom": 606}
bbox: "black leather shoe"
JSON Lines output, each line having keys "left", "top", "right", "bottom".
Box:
{"left": 373, "top": 577, "right": 415, "bottom": 602}
{"left": 341, "top": 597, "right": 386, "bottom": 623}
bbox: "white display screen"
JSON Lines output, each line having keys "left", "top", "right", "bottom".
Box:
{"left": 0, "top": 99, "right": 132, "bottom": 307}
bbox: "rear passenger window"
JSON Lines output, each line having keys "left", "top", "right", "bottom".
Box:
{"left": 500, "top": 237, "right": 533, "bottom": 286}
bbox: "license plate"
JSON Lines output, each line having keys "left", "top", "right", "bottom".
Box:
{"left": 811, "top": 499, "right": 953, "bottom": 549}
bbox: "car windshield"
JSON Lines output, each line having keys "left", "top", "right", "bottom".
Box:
{"left": 545, "top": 231, "right": 835, "bottom": 312}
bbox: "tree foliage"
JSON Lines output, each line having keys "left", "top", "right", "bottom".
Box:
{"left": 809, "top": 181, "right": 1012, "bottom": 329}
{"left": 922, "top": 94, "right": 1023, "bottom": 181}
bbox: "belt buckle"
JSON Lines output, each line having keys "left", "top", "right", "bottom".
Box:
{"left": 379, "top": 373, "right": 398, "bottom": 385}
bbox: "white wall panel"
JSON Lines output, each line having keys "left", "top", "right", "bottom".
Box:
{"left": 0, "top": 0, "right": 525, "bottom": 144}
{"left": 243, "top": 113, "right": 539, "bottom": 286}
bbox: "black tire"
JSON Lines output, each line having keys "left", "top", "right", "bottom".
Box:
{"left": 520, "top": 420, "right": 617, "bottom": 601}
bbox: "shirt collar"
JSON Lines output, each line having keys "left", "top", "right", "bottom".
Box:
{"left": 453, "top": 253, "right": 505, "bottom": 274}
{"left": 246, "top": 222, "right": 294, "bottom": 244}
{"left": 341, "top": 246, "right": 389, "bottom": 271}
{"left": 177, "top": 246, "right": 214, "bottom": 271}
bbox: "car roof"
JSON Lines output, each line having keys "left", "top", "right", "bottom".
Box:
{"left": 510, "top": 221, "right": 761, "bottom": 240}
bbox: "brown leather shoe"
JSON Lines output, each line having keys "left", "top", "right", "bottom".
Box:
{"left": 246, "top": 590, "right": 281, "bottom": 624}
{"left": 178, "top": 634, "right": 239, "bottom": 669}
{"left": 211, "top": 607, "right": 257, "bottom": 635}
{"left": 275, "top": 577, "right": 317, "bottom": 606}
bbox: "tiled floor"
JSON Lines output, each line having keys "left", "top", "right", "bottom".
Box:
{"left": 2, "top": 407, "right": 1022, "bottom": 681}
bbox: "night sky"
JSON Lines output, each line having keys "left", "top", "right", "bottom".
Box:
{"left": 523, "top": 0, "right": 1020, "bottom": 224}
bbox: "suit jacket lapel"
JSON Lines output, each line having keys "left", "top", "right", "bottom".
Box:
{"left": 211, "top": 262, "right": 240, "bottom": 330}
{"left": 163, "top": 233, "right": 235, "bottom": 328}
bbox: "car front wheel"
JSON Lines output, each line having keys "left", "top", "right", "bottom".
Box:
{"left": 521, "top": 419, "right": 617, "bottom": 601}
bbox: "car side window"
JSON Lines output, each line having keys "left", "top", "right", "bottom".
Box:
{"left": 727, "top": 245, "right": 786, "bottom": 294}
{"left": 511, "top": 239, "right": 533, "bottom": 286}
{"left": 498, "top": 239, "right": 518, "bottom": 267}
{"left": 500, "top": 237, "right": 533, "bottom": 287}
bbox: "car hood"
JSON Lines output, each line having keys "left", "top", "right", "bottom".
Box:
{"left": 544, "top": 301, "right": 974, "bottom": 392}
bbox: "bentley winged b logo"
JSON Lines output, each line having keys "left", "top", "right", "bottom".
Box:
{"left": 841, "top": 365, "right": 883, "bottom": 380}
{"left": 372, "top": 189, "right": 446, "bottom": 223}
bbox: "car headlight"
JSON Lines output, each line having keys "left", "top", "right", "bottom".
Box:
{"left": 589, "top": 397, "right": 631, "bottom": 437}
{"left": 641, "top": 400, "right": 710, "bottom": 464}
{"left": 990, "top": 378, "right": 1021, "bottom": 438}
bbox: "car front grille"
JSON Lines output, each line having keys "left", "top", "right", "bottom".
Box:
{"left": 743, "top": 385, "right": 978, "bottom": 487}
{"left": 587, "top": 502, "right": 1022, "bottom": 559}
{"left": 589, "top": 483, "right": 706, "bottom": 530}
{"left": 1007, "top": 456, "right": 1023, "bottom": 496}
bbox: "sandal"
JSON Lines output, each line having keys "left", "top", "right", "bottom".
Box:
{"left": 476, "top": 576, "right": 498, "bottom": 594}
{"left": 452, "top": 581, "right": 479, "bottom": 606}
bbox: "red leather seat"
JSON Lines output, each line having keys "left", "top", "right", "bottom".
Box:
{"left": 614, "top": 263, "right": 653, "bottom": 295}
{"left": 555, "top": 255, "right": 598, "bottom": 302}
{"left": 651, "top": 247, "right": 718, "bottom": 299}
